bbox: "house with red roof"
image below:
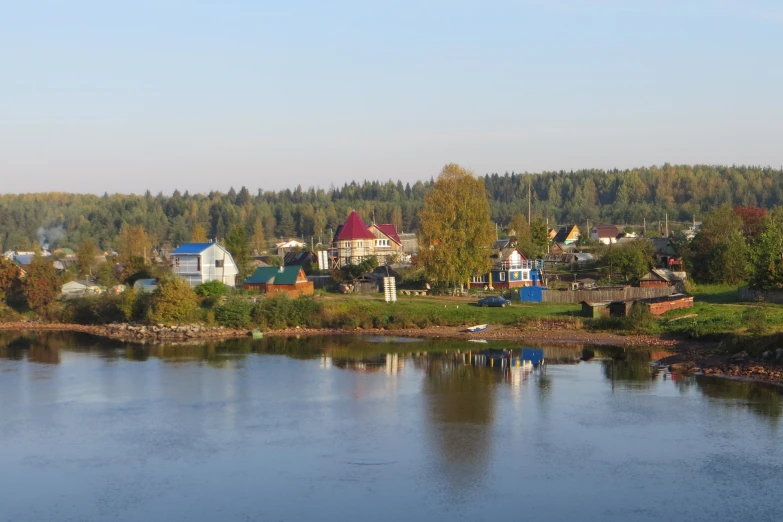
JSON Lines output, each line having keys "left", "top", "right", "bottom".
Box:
{"left": 332, "top": 211, "right": 404, "bottom": 267}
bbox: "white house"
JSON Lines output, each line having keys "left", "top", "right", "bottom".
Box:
{"left": 170, "top": 242, "right": 239, "bottom": 287}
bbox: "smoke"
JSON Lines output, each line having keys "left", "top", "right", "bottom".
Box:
{"left": 37, "top": 226, "right": 66, "bottom": 249}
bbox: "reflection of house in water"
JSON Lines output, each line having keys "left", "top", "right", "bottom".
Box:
{"left": 329, "top": 353, "right": 404, "bottom": 374}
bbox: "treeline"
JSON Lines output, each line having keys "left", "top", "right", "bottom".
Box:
{"left": 2, "top": 164, "right": 782, "bottom": 251}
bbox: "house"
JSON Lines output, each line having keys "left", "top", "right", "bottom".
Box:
{"left": 53, "top": 258, "right": 79, "bottom": 273}
{"left": 638, "top": 268, "right": 684, "bottom": 288}
{"left": 470, "top": 248, "right": 534, "bottom": 289}
{"left": 61, "top": 280, "right": 102, "bottom": 297}
{"left": 332, "top": 211, "right": 404, "bottom": 268}
{"left": 170, "top": 242, "right": 239, "bottom": 287}
{"left": 283, "top": 251, "right": 318, "bottom": 272}
{"left": 367, "top": 223, "right": 404, "bottom": 265}
{"left": 650, "top": 237, "right": 684, "bottom": 271}
{"left": 548, "top": 228, "right": 558, "bottom": 241}
{"left": 242, "top": 265, "right": 314, "bottom": 297}
{"left": 552, "top": 225, "right": 580, "bottom": 245}
{"left": 275, "top": 238, "right": 306, "bottom": 256}
{"left": 398, "top": 233, "right": 419, "bottom": 256}
{"left": 590, "top": 225, "right": 621, "bottom": 245}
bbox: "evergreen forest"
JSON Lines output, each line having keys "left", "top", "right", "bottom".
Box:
{"left": 1, "top": 164, "right": 781, "bottom": 252}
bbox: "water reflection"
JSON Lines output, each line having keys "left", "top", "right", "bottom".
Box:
{"left": 1, "top": 331, "right": 782, "bottom": 423}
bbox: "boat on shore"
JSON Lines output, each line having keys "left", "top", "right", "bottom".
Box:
{"left": 252, "top": 329, "right": 264, "bottom": 339}
{"left": 465, "top": 324, "right": 488, "bottom": 333}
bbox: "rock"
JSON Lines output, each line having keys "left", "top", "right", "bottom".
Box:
{"left": 762, "top": 350, "right": 772, "bottom": 360}
{"left": 670, "top": 361, "right": 697, "bottom": 372}
{"left": 776, "top": 348, "right": 783, "bottom": 361}
{"left": 730, "top": 351, "right": 748, "bottom": 362}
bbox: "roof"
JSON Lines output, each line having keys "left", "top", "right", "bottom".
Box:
{"left": 243, "top": 265, "right": 304, "bottom": 286}
{"left": 553, "top": 225, "right": 579, "bottom": 243}
{"left": 171, "top": 243, "right": 213, "bottom": 255}
{"left": 640, "top": 268, "right": 682, "bottom": 282}
{"left": 284, "top": 251, "right": 316, "bottom": 266}
{"left": 493, "top": 239, "right": 510, "bottom": 250}
{"left": 591, "top": 224, "right": 621, "bottom": 238}
{"left": 573, "top": 253, "right": 595, "bottom": 262}
{"left": 374, "top": 224, "right": 401, "bottom": 245}
{"left": 67, "top": 279, "right": 100, "bottom": 287}
{"left": 334, "top": 211, "right": 375, "bottom": 241}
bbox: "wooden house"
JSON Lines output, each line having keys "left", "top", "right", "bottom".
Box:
{"left": 553, "top": 225, "right": 581, "bottom": 245}
{"left": 332, "top": 211, "right": 404, "bottom": 268}
{"left": 590, "top": 225, "right": 621, "bottom": 245}
{"left": 170, "top": 242, "right": 239, "bottom": 287}
{"left": 242, "top": 265, "right": 314, "bottom": 297}
{"left": 639, "top": 268, "right": 683, "bottom": 288}
{"left": 470, "top": 248, "right": 534, "bottom": 289}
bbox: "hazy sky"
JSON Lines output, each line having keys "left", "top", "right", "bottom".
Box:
{"left": 2, "top": 0, "right": 782, "bottom": 195}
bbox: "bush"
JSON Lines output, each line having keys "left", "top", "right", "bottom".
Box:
{"left": 62, "top": 294, "right": 124, "bottom": 325}
{"left": 195, "top": 280, "right": 229, "bottom": 297}
{"left": 213, "top": 298, "right": 253, "bottom": 329}
{"left": 252, "top": 294, "right": 322, "bottom": 329}
{"left": 149, "top": 276, "right": 197, "bottom": 324}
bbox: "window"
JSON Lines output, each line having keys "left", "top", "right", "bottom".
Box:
{"left": 376, "top": 239, "right": 389, "bottom": 248}
{"left": 357, "top": 241, "right": 363, "bottom": 248}
{"left": 174, "top": 257, "right": 180, "bottom": 267}
{"left": 523, "top": 270, "right": 529, "bottom": 280}
{"left": 499, "top": 272, "right": 505, "bottom": 281}
{"left": 216, "top": 260, "right": 224, "bottom": 268}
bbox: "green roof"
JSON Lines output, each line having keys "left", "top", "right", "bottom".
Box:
{"left": 243, "top": 265, "right": 303, "bottom": 286}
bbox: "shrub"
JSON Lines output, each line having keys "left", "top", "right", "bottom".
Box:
{"left": 194, "top": 280, "right": 229, "bottom": 297}
{"left": 213, "top": 298, "right": 253, "bottom": 329}
{"left": 252, "top": 294, "right": 322, "bottom": 329}
{"left": 62, "top": 294, "right": 124, "bottom": 325}
{"left": 149, "top": 276, "right": 197, "bottom": 324}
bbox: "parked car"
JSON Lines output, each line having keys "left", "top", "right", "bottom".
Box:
{"left": 477, "top": 295, "right": 511, "bottom": 307}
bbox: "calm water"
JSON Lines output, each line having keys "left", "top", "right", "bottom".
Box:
{"left": 1, "top": 332, "right": 782, "bottom": 522}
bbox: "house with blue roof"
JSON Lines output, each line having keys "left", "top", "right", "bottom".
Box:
{"left": 170, "top": 242, "right": 239, "bottom": 287}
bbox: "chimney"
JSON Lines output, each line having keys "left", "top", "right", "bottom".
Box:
{"left": 278, "top": 265, "right": 284, "bottom": 273}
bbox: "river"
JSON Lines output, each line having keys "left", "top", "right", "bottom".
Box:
{"left": 1, "top": 331, "right": 782, "bottom": 521}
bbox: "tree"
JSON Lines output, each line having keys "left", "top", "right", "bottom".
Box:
{"left": 251, "top": 218, "right": 265, "bottom": 255}
{"left": 77, "top": 239, "right": 98, "bottom": 277}
{"left": 313, "top": 208, "right": 327, "bottom": 239}
{"left": 527, "top": 218, "right": 550, "bottom": 259}
{"left": 602, "top": 241, "right": 654, "bottom": 282}
{"left": 149, "top": 276, "right": 197, "bottom": 324}
{"left": 748, "top": 219, "right": 783, "bottom": 290}
{"left": 23, "top": 255, "right": 61, "bottom": 315}
{"left": 0, "top": 256, "right": 21, "bottom": 302}
{"left": 687, "top": 205, "right": 748, "bottom": 284}
{"left": 224, "top": 224, "right": 251, "bottom": 280}
{"left": 418, "top": 164, "right": 494, "bottom": 288}
{"left": 191, "top": 223, "right": 207, "bottom": 242}
{"left": 507, "top": 214, "right": 531, "bottom": 247}
{"left": 118, "top": 225, "right": 151, "bottom": 265}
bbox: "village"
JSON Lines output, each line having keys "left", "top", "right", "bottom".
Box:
{"left": 1, "top": 207, "right": 698, "bottom": 323}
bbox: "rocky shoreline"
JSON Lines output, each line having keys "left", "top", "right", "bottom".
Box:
{"left": 4, "top": 321, "right": 783, "bottom": 387}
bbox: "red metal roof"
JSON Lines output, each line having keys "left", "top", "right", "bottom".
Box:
{"left": 373, "top": 224, "right": 401, "bottom": 245}
{"left": 335, "top": 211, "right": 376, "bottom": 241}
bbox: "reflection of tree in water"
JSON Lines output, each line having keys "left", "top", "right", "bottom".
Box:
{"left": 696, "top": 376, "right": 783, "bottom": 422}
{"left": 0, "top": 332, "right": 68, "bottom": 364}
{"left": 423, "top": 358, "right": 496, "bottom": 494}
{"left": 598, "top": 347, "right": 657, "bottom": 389}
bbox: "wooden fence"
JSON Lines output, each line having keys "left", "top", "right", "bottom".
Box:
{"left": 541, "top": 286, "right": 675, "bottom": 304}
{"left": 738, "top": 286, "right": 783, "bottom": 303}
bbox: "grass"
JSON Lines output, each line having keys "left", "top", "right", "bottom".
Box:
{"left": 687, "top": 283, "right": 744, "bottom": 304}
{"left": 314, "top": 294, "right": 580, "bottom": 330}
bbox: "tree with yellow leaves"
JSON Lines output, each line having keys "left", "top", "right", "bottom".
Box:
{"left": 417, "top": 164, "right": 494, "bottom": 290}
{"left": 191, "top": 223, "right": 207, "bottom": 243}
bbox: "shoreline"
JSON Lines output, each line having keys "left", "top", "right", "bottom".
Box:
{"left": 3, "top": 321, "right": 783, "bottom": 387}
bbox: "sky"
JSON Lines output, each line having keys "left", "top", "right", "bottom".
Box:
{"left": 1, "top": 0, "right": 782, "bottom": 195}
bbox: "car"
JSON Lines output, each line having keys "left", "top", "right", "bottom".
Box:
{"left": 477, "top": 295, "right": 511, "bottom": 307}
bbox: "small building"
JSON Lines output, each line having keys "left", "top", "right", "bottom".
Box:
{"left": 581, "top": 301, "right": 611, "bottom": 318}
{"left": 470, "top": 248, "right": 534, "bottom": 289}
{"left": 643, "top": 294, "right": 694, "bottom": 315}
{"left": 520, "top": 285, "right": 546, "bottom": 303}
{"left": 242, "top": 265, "right": 314, "bottom": 297}
{"left": 61, "top": 280, "right": 102, "bottom": 297}
{"left": 170, "top": 242, "right": 239, "bottom": 287}
{"left": 283, "top": 251, "right": 318, "bottom": 272}
{"left": 590, "top": 224, "right": 621, "bottom": 245}
{"left": 398, "top": 232, "right": 419, "bottom": 256}
{"left": 553, "top": 225, "right": 581, "bottom": 245}
{"left": 639, "top": 268, "right": 683, "bottom": 288}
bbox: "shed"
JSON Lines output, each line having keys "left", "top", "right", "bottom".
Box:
{"left": 520, "top": 286, "right": 546, "bottom": 303}
{"left": 609, "top": 300, "right": 635, "bottom": 317}
{"left": 639, "top": 268, "right": 682, "bottom": 288}
{"left": 133, "top": 278, "right": 158, "bottom": 293}
{"left": 243, "top": 265, "right": 314, "bottom": 297}
{"left": 581, "top": 301, "right": 611, "bottom": 318}
{"left": 61, "top": 280, "right": 102, "bottom": 297}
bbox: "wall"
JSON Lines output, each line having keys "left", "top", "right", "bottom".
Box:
{"left": 646, "top": 296, "right": 693, "bottom": 315}
{"left": 738, "top": 286, "right": 783, "bottom": 303}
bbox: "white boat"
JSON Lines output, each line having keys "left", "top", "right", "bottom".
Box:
{"left": 465, "top": 324, "right": 489, "bottom": 333}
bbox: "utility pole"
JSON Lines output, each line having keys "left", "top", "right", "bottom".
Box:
{"left": 643, "top": 217, "right": 646, "bottom": 235}
{"left": 665, "top": 213, "right": 669, "bottom": 237}
{"left": 528, "top": 181, "right": 531, "bottom": 224}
